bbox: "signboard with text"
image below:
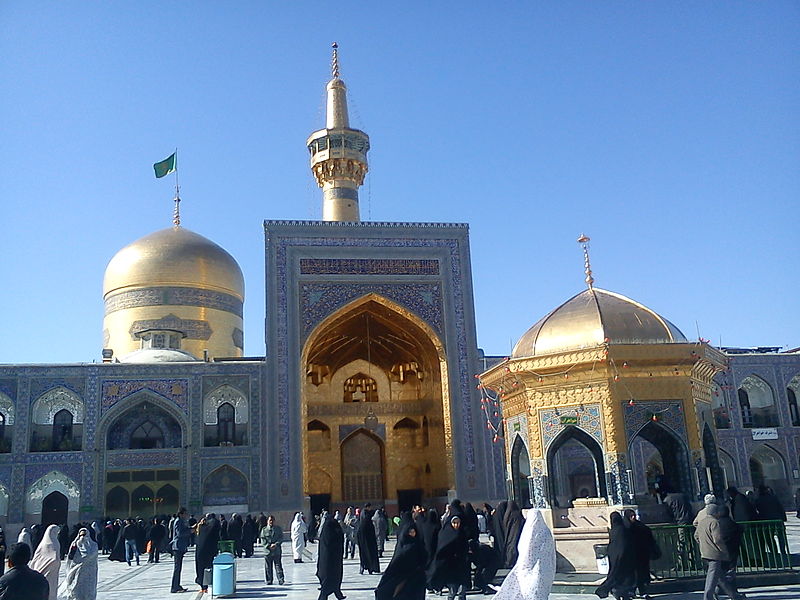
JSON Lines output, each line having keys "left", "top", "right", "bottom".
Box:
{"left": 751, "top": 428, "right": 778, "bottom": 440}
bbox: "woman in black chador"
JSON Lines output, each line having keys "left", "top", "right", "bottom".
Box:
{"left": 357, "top": 504, "right": 381, "bottom": 575}
{"left": 462, "top": 503, "right": 480, "bottom": 542}
{"left": 594, "top": 512, "right": 637, "bottom": 600}
{"left": 503, "top": 501, "right": 524, "bottom": 568}
{"left": 195, "top": 514, "right": 221, "bottom": 593}
{"left": 427, "top": 515, "right": 470, "bottom": 600}
{"left": 417, "top": 508, "right": 440, "bottom": 571}
{"left": 375, "top": 520, "right": 427, "bottom": 600}
{"left": 491, "top": 501, "right": 508, "bottom": 568}
{"left": 316, "top": 513, "right": 346, "bottom": 600}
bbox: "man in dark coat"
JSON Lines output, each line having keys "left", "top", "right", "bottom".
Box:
{"left": 148, "top": 517, "right": 166, "bottom": 563}
{"left": 663, "top": 490, "right": 696, "bottom": 569}
{"left": 694, "top": 504, "right": 744, "bottom": 600}
{"left": 623, "top": 509, "right": 660, "bottom": 599}
{"left": 356, "top": 504, "right": 380, "bottom": 575}
{"left": 755, "top": 485, "right": 788, "bottom": 563}
{"left": 242, "top": 515, "right": 257, "bottom": 558}
{"left": 727, "top": 487, "right": 758, "bottom": 522}
{"left": 316, "top": 513, "right": 345, "bottom": 600}
{"left": 717, "top": 505, "right": 743, "bottom": 596}
{"left": 0, "top": 542, "right": 49, "bottom": 599}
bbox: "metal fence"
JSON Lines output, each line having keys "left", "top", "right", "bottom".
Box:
{"left": 650, "top": 520, "right": 791, "bottom": 579}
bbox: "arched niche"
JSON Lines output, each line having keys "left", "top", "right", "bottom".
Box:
{"left": 203, "top": 385, "right": 248, "bottom": 425}
{"left": 26, "top": 471, "right": 80, "bottom": 516}
{"left": 547, "top": 426, "right": 606, "bottom": 508}
{"left": 308, "top": 467, "right": 333, "bottom": 495}
{"left": 0, "top": 392, "right": 15, "bottom": 425}
{"left": 702, "top": 424, "right": 724, "bottom": 496}
{"left": 307, "top": 420, "right": 332, "bottom": 452}
{"left": 203, "top": 466, "right": 248, "bottom": 507}
{"left": 749, "top": 444, "right": 788, "bottom": 498}
{"left": 31, "top": 387, "right": 84, "bottom": 424}
{"left": 340, "top": 428, "right": 385, "bottom": 503}
{"left": 718, "top": 448, "right": 738, "bottom": 489}
{"left": 393, "top": 417, "right": 420, "bottom": 448}
{"left": 631, "top": 420, "right": 693, "bottom": 496}
{"left": 106, "top": 398, "right": 184, "bottom": 450}
{"left": 510, "top": 435, "right": 532, "bottom": 509}
{"left": 329, "top": 359, "right": 391, "bottom": 404}
{"left": 787, "top": 374, "right": 800, "bottom": 426}
{"left": 738, "top": 375, "right": 779, "bottom": 428}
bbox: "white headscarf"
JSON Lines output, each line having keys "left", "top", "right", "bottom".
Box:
{"left": 59, "top": 528, "right": 99, "bottom": 600}
{"left": 494, "top": 509, "right": 556, "bottom": 600}
{"left": 17, "top": 527, "right": 31, "bottom": 548}
{"left": 30, "top": 524, "right": 61, "bottom": 600}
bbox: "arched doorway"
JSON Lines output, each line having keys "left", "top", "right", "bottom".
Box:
{"left": 131, "top": 484, "right": 154, "bottom": 516}
{"left": 718, "top": 449, "right": 738, "bottom": 489}
{"left": 106, "top": 401, "right": 182, "bottom": 450}
{"left": 546, "top": 426, "right": 606, "bottom": 508}
{"left": 41, "top": 491, "right": 68, "bottom": 526}
{"left": 302, "top": 295, "right": 453, "bottom": 504}
{"left": 105, "top": 486, "right": 129, "bottom": 518}
{"left": 203, "top": 466, "right": 248, "bottom": 509}
{"left": 341, "top": 429, "right": 385, "bottom": 503}
{"left": 157, "top": 484, "right": 179, "bottom": 515}
{"left": 510, "top": 436, "right": 532, "bottom": 508}
{"left": 702, "top": 424, "right": 724, "bottom": 496}
{"left": 630, "top": 421, "right": 692, "bottom": 496}
{"left": 749, "top": 445, "right": 788, "bottom": 499}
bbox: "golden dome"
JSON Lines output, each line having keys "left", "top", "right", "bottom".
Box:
{"left": 103, "top": 226, "right": 244, "bottom": 299}
{"left": 512, "top": 288, "right": 686, "bottom": 358}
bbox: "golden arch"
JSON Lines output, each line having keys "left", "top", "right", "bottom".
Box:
{"left": 301, "top": 293, "right": 454, "bottom": 503}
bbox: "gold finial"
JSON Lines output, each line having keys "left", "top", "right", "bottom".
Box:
{"left": 577, "top": 234, "right": 594, "bottom": 289}
{"left": 172, "top": 188, "right": 181, "bottom": 227}
{"left": 331, "top": 42, "right": 340, "bottom": 79}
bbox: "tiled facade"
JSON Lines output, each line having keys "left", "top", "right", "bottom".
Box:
{"left": 712, "top": 348, "right": 800, "bottom": 506}
{"left": 0, "top": 360, "right": 265, "bottom": 528}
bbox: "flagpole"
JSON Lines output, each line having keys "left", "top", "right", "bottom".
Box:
{"left": 172, "top": 148, "right": 181, "bottom": 227}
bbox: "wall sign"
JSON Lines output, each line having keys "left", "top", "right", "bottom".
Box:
{"left": 751, "top": 428, "right": 778, "bottom": 440}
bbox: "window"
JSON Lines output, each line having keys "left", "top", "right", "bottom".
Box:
{"left": 217, "top": 403, "right": 235, "bottom": 445}
{"left": 788, "top": 388, "right": 799, "bottom": 427}
{"left": 131, "top": 421, "right": 164, "bottom": 449}
{"left": 52, "top": 410, "right": 74, "bottom": 451}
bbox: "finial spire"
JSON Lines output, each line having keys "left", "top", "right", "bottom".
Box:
{"left": 577, "top": 234, "right": 594, "bottom": 289}
{"left": 172, "top": 189, "right": 181, "bottom": 227}
{"left": 331, "top": 42, "right": 340, "bottom": 79}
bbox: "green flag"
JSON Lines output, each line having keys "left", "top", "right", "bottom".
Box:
{"left": 153, "top": 152, "right": 177, "bottom": 178}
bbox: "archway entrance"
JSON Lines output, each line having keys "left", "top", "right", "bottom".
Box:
{"left": 630, "top": 421, "right": 692, "bottom": 496}
{"left": 341, "top": 429, "right": 384, "bottom": 503}
{"left": 302, "top": 295, "right": 452, "bottom": 505}
{"left": 702, "top": 424, "right": 724, "bottom": 495}
{"left": 749, "top": 445, "right": 788, "bottom": 499}
{"left": 510, "top": 436, "right": 532, "bottom": 508}
{"left": 546, "top": 426, "right": 606, "bottom": 508}
{"left": 41, "top": 491, "right": 68, "bottom": 526}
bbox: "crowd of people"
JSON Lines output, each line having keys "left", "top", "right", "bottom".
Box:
{"left": 0, "top": 484, "right": 792, "bottom": 599}
{"left": 595, "top": 484, "right": 791, "bottom": 600}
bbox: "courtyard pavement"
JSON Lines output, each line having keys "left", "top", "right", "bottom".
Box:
{"left": 82, "top": 517, "right": 800, "bottom": 600}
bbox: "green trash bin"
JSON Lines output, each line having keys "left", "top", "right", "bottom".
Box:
{"left": 217, "top": 540, "right": 236, "bottom": 555}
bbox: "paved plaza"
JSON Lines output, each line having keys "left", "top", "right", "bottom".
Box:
{"left": 82, "top": 519, "right": 800, "bottom": 600}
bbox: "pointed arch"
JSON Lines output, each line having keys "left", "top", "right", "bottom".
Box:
{"left": 340, "top": 427, "right": 385, "bottom": 503}
{"left": 97, "top": 391, "right": 186, "bottom": 451}
{"left": 203, "top": 384, "right": 248, "bottom": 425}
{"left": 26, "top": 471, "right": 80, "bottom": 515}
{"left": 717, "top": 447, "right": 738, "bottom": 489}
{"left": 547, "top": 426, "right": 607, "bottom": 507}
{"left": 307, "top": 420, "right": 332, "bottom": 452}
{"left": 749, "top": 444, "right": 788, "bottom": 497}
{"left": 738, "top": 375, "right": 779, "bottom": 428}
{"left": 203, "top": 465, "right": 248, "bottom": 507}
{"left": 632, "top": 421, "right": 693, "bottom": 496}
{"left": 31, "top": 387, "right": 84, "bottom": 424}
{"left": 0, "top": 392, "right": 14, "bottom": 425}
{"left": 510, "top": 434, "right": 532, "bottom": 508}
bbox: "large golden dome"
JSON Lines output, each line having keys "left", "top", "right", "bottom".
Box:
{"left": 512, "top": 288, "right": 686, "bottom": 358}
{"left": 102, "top": 226, "right": 245, "bottom": 361}
{"left": 103, "top": 226, "right": 244, "bottom": 299}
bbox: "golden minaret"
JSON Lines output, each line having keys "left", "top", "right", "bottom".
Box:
{"left": 306, "top": 43, "right": 370, "bottom": 222}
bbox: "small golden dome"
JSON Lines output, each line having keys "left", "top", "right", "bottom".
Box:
{"left": 103, "top": 227, "right": 244, "bottom": 299}
{"left": 512, "top": 288, "right": 686, "bottom": 358}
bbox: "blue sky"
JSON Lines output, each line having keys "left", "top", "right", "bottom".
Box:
{"left": 1, "top": 2, "right": 798, "bottom": 364}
